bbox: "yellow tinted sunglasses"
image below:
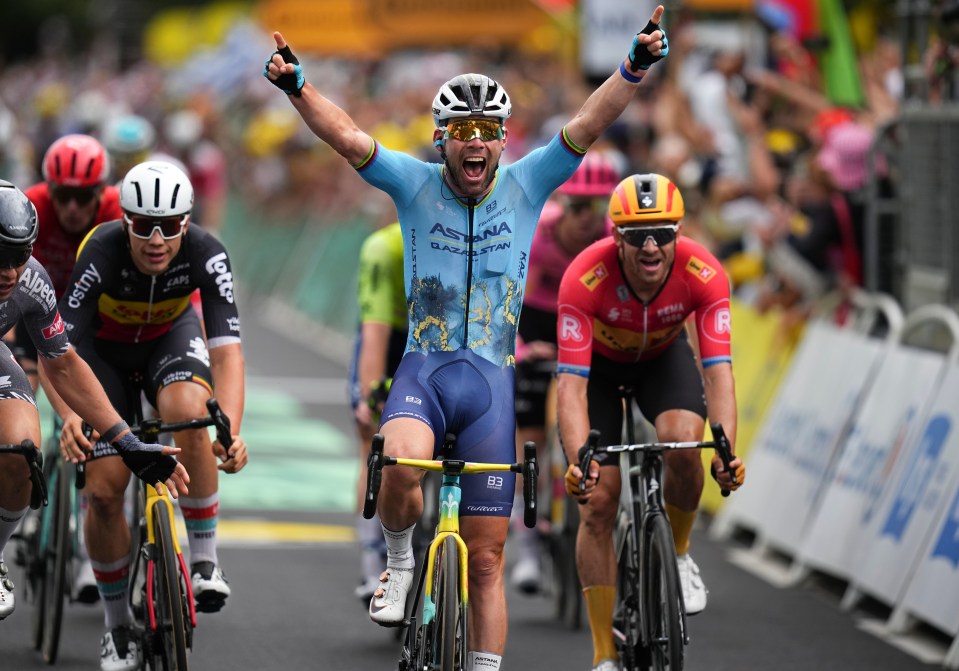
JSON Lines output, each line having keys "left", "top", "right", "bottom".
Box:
{"left": 444, "top": 118, "right": 505, "bottom": 142}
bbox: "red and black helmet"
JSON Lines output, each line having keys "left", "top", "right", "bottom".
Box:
{"left": 42, "top": 134, "right": 110, "bottom": 188}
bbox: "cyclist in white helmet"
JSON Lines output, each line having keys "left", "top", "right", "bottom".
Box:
{"left": 54, "top": 160, "right": 248, "bottom": 671}
{"left": 264, "top": 7, "right": 669, "bottom": 669}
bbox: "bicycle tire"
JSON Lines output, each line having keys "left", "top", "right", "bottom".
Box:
{"left": 555, "top": 494, "right": 582, "bottom": 630}
{"left": 434, "top": 535, "right": 465, "bottom": 671}
{"left": 614, "top": 509, "right": 650, "bottom": 671}
{"left": 41, "top": 457, "right": 72, "bottom": 664}
{"left": 150, "top": 502, "right": 190, "bottom": 671}
{"left": 644, "top": 514, "right": 684, "bottom": 671}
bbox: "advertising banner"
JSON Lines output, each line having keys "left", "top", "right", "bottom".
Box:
{"left": 894, "top": 366, "right": 959, "bottom": 637}
{"left": 711, "top": 321, "right": 882, "bottom": 554}
{"left": 700, "top": 300, "right": 801, "bottom": 515}
{"left": 797, "top": 345, "right": 946, "bottom": 583}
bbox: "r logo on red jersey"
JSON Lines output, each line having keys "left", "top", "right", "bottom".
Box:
{"left": 42, "top": 313, "right": 65, "bottom": 339}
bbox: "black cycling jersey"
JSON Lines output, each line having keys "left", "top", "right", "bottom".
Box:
{"left": 59, "top": 221, "right": 241, "bottom": 347}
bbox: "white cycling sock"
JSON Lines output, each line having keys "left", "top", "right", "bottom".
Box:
{"left": 0, "top": 505, "right": 27, "bottom": 552}
{"left": 92, "top": 556, "right": 133, "bottom": 629}
{"left": 381, "top": 523, "right": 415, "bottom": 570}
{"left": 180, "top": 493, "right": 219, "bottom": 565}
{"left": 468, "top": 651, "right": 502, "bottom": 670}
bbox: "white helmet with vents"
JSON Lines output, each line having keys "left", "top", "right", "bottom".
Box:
{"left": 120, "top": 160, "right": 194, "bottom": 217}
{"left": 431, "top": 73, "right": 511, "bottom": 128}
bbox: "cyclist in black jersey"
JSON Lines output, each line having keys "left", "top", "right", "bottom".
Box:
{"left": 53, "top": 161, "right": 247, "bottom": 671}
{"left": 0, "top": 180, "right": 188, "bottom": 625}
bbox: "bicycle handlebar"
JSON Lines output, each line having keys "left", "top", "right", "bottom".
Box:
{"left": 576, "top": 424, "right": 737, "bottom": 499}
{"left": 0, "top": 440, "right": 47, "bottom": 509}
{"left": 127, "top": 398, "right": 233, "bottom": 462}
{"left": 362, "top": 433, "right": 539, "bottom": 528}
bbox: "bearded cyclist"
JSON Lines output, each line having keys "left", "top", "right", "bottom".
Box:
{"left": 556, "top": 173, "right": 745, "bottom": 671}
{"left": 510, "top": 152, "right": 621, "bottom": 594}
{"left": 0, "top": 180, "right": 187, "bottom": 623}
{"left": 265, "top": 6, "right": 669, "bottom": 669}
{"left": 55, "top": 160, "right": 248, "bottom": 670}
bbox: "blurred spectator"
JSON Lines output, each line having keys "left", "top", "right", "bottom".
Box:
{"left": 925, "top": 0, "right": 959, "bottom": 103}
{"left": 160, "top": 108, "right": 227, "bottom": 232}
{"left": 101, "top": 114, "right": 158, "bottom": 182}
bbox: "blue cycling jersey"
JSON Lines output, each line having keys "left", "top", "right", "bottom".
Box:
{"left": 355, "top": 132, "right": 584, "bottom": 367}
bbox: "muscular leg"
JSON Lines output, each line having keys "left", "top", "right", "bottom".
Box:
{"left": 656, "top": 409, "right": 705, "bottom": 554}
{"left": 0, "top": 399, "right": 41, "bottom": 549}
{"left": 376, "top": 417, "right": 433, "bottom": 531}
{"left": 460, "top": 515, "right": 510, "bottom": 656}
{"left": 157, "top": 381, "right": 218, "bottom": 498}
{"left": 85, "top": 456, "right": 134, "bottom": 628}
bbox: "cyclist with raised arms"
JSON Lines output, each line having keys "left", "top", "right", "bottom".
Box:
{"left": 349, "top": 221, "right": 408, "bottom": 601}
{"left": 265, "top": 7, "right": 668, "bottom": 669}
{"left": 510, "top": 152, "right": 621, "bottom": 594}
{"left": 556, "top": 173, "right": 746, "bottom": 671}
{"left": 55, "top": 160, "right": 248, "bottom": 671}
{"left": 0, "top": 180, "right": 188, "bottom": 623}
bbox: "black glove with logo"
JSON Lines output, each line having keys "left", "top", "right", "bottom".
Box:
{"left": 263, "top": 44, "right": 305, "bottom": 97}
{"left": 113, "top": 432, "right": 178, "bottom": 487}
{"left": 627, "top": 19, "right": 670, "bottom": 72}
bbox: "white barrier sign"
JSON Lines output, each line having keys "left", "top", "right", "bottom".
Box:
{"left": 797, "top": 345, "right": 945, "bottom": 584}
{"left": 712, "top": 321, "right": 882, "bottom": 554}
{"left": 895, "top": 366, "right": 959, "bottom": 636}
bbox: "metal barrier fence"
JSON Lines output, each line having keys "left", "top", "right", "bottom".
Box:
{"left": 868, "top": 106, "right": 959, "bottom": 314}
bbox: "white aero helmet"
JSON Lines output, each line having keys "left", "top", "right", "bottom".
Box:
{"left": 431, "top": 74, "right": 511, "bottom": 128}
{"left": 120, "top": 160, "right": 194, "bottom": 217}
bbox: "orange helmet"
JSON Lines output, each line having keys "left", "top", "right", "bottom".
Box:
{"left": 608, "top": 173, "right": 684, "bottom": 225}
{"left": 42, "top": 134, "right": 110, "bottom": 188}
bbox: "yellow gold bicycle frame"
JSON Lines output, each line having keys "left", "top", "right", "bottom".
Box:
{"left": 141, "top": 482, "right": 195, "bottom": 630}
{"left": 393, "top": 458, "right": 516, "bottom": 620}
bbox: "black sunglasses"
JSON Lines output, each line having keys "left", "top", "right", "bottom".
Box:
{"left": 51, "top": 186, "right": 99, "bottom": 206}
{"left": 0, "top": 245, "right": 32, "bottom": 269}
{"left": 617, "top": 224, "right": 679, "bottom": 247}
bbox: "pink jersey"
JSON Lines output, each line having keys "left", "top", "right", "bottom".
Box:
{"left": 557, "top": 236, "right": 732, "bottom": 377}
{"left": 524, "top": 201, "right": 612, "bottom": 312}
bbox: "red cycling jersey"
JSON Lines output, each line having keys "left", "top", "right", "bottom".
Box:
{"left": 556, "top": 236, "right": 732, "bottom": 377}
{"left": 24, "top": 183, "right": 123, "bottom": 297}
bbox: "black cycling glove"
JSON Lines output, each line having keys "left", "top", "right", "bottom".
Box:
{"left": 627, "top": 20, "right": 669, "bottom": 71}
{"left": 113, "top": 432, "right": 178, "bottom": 487}
{"left": 263, "top": 44, "right": 305, "bottom": 97}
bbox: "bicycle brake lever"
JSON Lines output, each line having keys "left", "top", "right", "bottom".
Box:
{"left": 363, "top": 434, "right": 385, "bottom": 519}
{"left": 710, "top": 423, "right": 735, "bottom": 497}
{"left": 522, "top": 441, "right": 537, "bottom": 528}
{"left": 576, "top": 430, "right": 601, "bottom": 505}
{"left": 205, "top": 398, "right": 234, "bottom": 460}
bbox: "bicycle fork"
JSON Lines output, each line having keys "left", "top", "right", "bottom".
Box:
{"left": 422, "top": 476, "right": 468, "bottom": 626}
{"left": 138, "top": 491, "right": 197, "bottom": 632}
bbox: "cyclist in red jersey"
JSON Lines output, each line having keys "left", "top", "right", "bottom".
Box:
{"left": 510, "top": 152, "right": 620, "bottom": 594}
{"left": 17, "top": 134, "right": 121, "bottom": 604}
{"left": 556, "top": 174, "right": 745, "bottom": 671}
{"left": 18, "top": 135, "right": 121, "bottom": 382}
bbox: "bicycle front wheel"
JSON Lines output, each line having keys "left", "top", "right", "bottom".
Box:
{"left": 41, "top": 458, "right": 73, "bottom": 664}
{"left": 149, "top": 503, "right": 191, "bottom": 670}
{"left": 419, "top": 535, "right": 466, "bottom": 671}
{"left": 645, "top": 514, "right": 684, "bottom": 671}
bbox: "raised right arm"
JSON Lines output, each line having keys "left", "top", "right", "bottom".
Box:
{"left": 263, "top": 32, "right": 373, "bottom": 166}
